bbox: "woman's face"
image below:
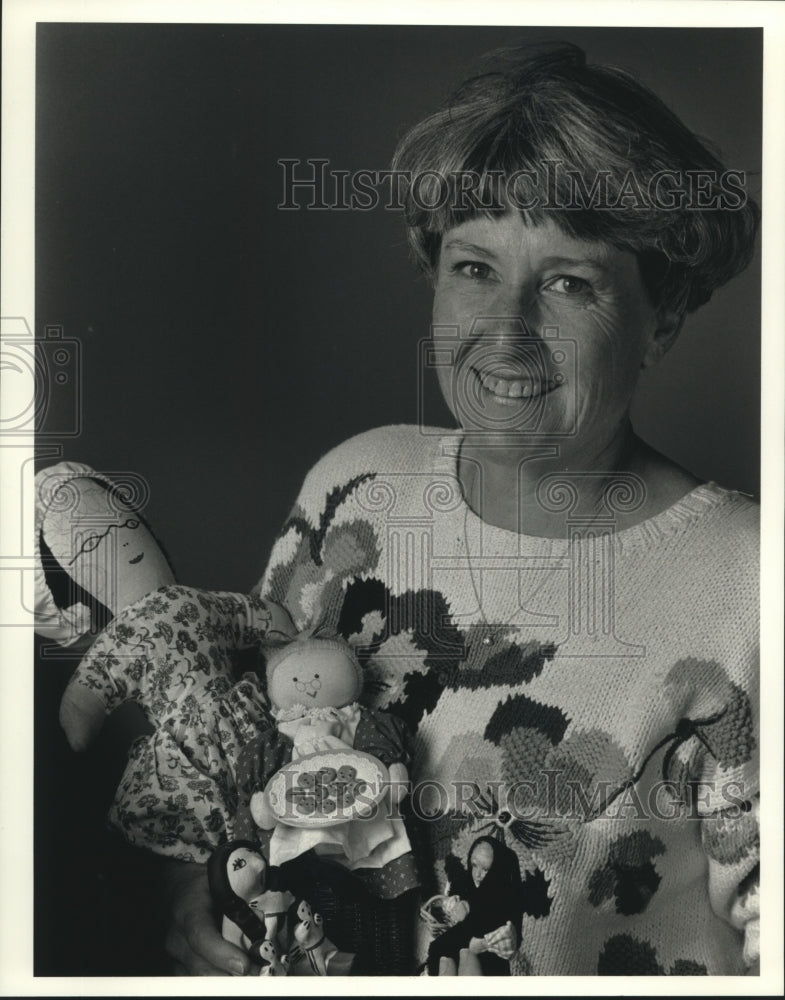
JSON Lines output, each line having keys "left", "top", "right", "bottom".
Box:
{"left": 431, "top": 214, "right": 671, "bottom": 459}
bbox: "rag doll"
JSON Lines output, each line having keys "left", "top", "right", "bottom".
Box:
{"left": 424, "top": 836, "right": 524, "bottom": 976}
{"left": 248, "top": 630, "right": 413, "bottom": 875}
{"left": 35, "top": 461, "right": 175, "bottom": 649}
{"left": 207, "top": 839, "right": 294, "bottom": 959}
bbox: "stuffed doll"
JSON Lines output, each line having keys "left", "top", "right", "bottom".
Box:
{"left": 424, "top": 836, "right": 525, "bottom": 976}
{"left": 35, "top": 462, "right": 175, "bottom": 649}
{"left": 207, "top": 839, "right": 294, "bottom": 958}
{"left": 248, "top": 630, "right": 414, "bottom": 876}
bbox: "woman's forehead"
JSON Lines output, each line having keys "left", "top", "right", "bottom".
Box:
{"left": 442, "top": 213, "right": 618, "bottom": 263}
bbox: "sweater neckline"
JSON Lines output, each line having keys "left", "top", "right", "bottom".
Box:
{"left": 434, "top": 432, "right": 734, "bottom": 555}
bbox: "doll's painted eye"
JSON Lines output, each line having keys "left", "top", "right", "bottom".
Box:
{"left": 314, "top": 673, "right": 320, "bottom": 679}
{"left": 292, "top": 677, "right": 298, "bottom": 683}
{"left": 232, "top": 858, "right": 247, "bottom": 871}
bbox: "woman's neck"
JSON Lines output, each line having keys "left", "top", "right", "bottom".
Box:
{"left": 457, "top": 421, "right": 698, "bottom": 537}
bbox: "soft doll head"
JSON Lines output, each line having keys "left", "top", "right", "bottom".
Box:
{"left": 207, "top": 839, "right": 268, "bottom": 944}
{"left": 264, "top": 629, "right": 362, "bottom": 713}
{"left": 35, "top": 462, "right": 175, "bottom": 645}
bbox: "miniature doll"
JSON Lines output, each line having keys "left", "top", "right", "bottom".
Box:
{"left": 248, "top": 629, "right": 414, "bottom": 877}
{"left": 207, "top": 839, "right": 294, "bottom": 957}
{"left": 247, "top": 938, "right": 290, "bottom": 976}
{"left": 286, "top": 898, "right": 354, "bottom": 975}
{"left": 425, "top": 836, "right": 525, "bottom": 976}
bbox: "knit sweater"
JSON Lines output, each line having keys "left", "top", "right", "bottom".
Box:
{"left": 88, "top": 424, "right": 758, "bottom": 975}
{"left": 256, "top": 425, "right": 759, "bottom": 976}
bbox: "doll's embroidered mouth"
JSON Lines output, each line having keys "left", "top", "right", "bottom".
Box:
{"left": 129, "top": 552, "right": 145, "bottom": 564}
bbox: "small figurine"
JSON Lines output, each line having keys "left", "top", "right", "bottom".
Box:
{"left": 424, "top": 835, "right": 525, "bottom": 976}
{"left": 207, "top": 839, "right": 294, "bottom": 958}
{"left": 247, "top": 938, "right": 290, "bottom": 976}
{"left": 249, "top": 629, "right": 415, "bottom": 877}
{"left": 286, "top": 898, "right": 354, "bottom": 976}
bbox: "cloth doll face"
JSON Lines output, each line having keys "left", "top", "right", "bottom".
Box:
{"left": 226, "top": 845, "right": 267, "bottom": 901}
{"left": 469, "top": 842, "right": 494, "bottom": 887}
{"left": 267, "top": 642, "right": 361, "bottom": 711}
{"left": 41, "top": 476, "right": 174, "bottom": 614}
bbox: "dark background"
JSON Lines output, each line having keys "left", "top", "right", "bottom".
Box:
{"left": 34, "top": 23, "right": 762, "bottom": 975}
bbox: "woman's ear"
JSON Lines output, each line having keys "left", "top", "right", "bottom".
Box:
{"left": 641, "top": 305, "right": 685, "bottom": 369}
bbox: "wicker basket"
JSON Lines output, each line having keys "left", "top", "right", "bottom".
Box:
{"left": 419, "top": 894, "right": 453, "bottom": 938}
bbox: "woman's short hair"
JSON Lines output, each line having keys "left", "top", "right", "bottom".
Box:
{"left": 391, "top": 42, "right": 759, "bottom": 313}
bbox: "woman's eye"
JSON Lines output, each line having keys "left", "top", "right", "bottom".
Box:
{"left": 453, "top": 261, "right": 492, "bottom": 280}
{"left": 545, "top": 275, "right": 590, "bottom": 295}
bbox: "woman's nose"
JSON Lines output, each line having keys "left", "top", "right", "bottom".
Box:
{"left": 490, "top": 281, "right": 540, "bottom": 325}
{"left": 474, "top": 295, "right": 541, "bottom": 343}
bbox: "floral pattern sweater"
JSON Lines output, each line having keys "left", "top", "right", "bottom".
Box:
{"left": 76, "top": 425, "right": 759, "bottom": 976}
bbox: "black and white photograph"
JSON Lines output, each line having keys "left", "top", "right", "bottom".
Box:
{"left": 1, "top": 1, "right": 783, "bottom": 992}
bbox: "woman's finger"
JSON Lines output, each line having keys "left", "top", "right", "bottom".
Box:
{"left": 186, "top": 915, "right": 250, "bottom": 975}
{"left": 163, "top": 859, "right": 252, "bottom": 976}
{"left": 167, "top": 912, "right": 251, "bottom": 975}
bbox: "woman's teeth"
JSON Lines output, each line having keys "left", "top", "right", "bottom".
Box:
{"left": 479, "top": 371, "right": 556, "bottom": 398}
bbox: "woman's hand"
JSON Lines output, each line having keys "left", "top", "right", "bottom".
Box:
{"left": 484, "top": 920, "right": 518, "bottom": 960}
{"left": 162, "top": 859, "right": 252, "bottom": 976}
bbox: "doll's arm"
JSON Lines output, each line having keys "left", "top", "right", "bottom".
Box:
{"left": 60, "top": 586, "right": 294, "bottom": 751}
{"left": 249, "top": 780, "right": 278, "bottom": 831}
{"left": 387, "top": 761, "right": 409, "bottom": 807}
